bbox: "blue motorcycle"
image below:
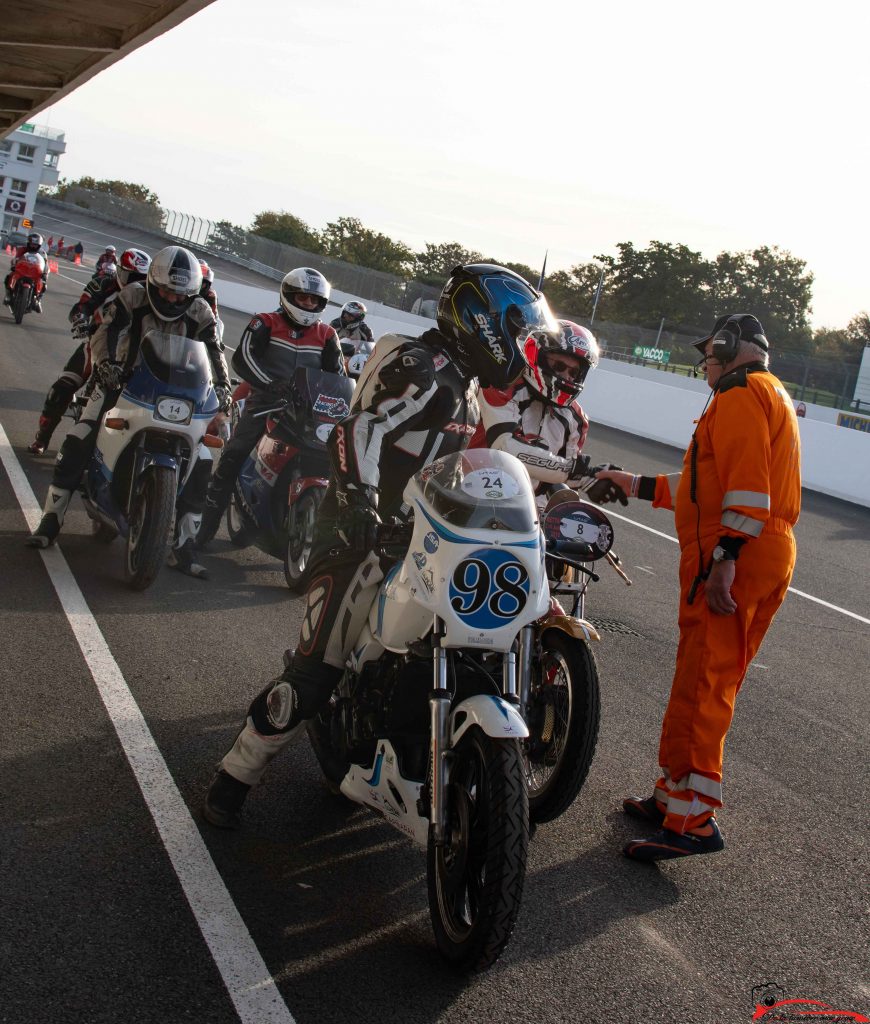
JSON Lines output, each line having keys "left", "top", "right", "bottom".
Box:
{"left": 81, "top": 330, "right": 221, "bottom": 589}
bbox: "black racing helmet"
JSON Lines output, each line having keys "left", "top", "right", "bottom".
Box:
{"left": 436, "top": 263, "right": 556, "bottom": 387}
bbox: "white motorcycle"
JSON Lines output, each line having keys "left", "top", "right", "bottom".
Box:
{"left": 79, "top": 330, "right": 223, "bottom": 588}
{"left": 307, "top": 448, "right": 608, "bottom": 969}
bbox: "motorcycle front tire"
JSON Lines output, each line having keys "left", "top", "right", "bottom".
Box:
{"left": 525, "top": 631, "right": 601, "bottom": 825}
{"left": 427, "top": 727, "right": 528, "bottom": 972}
{"left": 12, "top": 284, "right": 30, "bottom": 324}
{"left": 125, "top": 466, "right": 175, "bottom": 590}
{"left": 283, "top": 488, "right": 323, "bottom": 591}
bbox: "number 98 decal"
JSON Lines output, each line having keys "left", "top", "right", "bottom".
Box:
{"left": 448, "top": 548, "right": 530, "bottom": 629}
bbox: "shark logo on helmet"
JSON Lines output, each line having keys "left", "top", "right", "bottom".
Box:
{"left": 473, "top": 313, "right": 507, "bottom": 364}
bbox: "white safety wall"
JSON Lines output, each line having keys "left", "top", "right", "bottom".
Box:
{"left": 216, "top": 279, "right": 870, "bottom": 508}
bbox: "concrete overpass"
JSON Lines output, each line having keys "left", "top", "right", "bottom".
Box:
{"left": 0, "top": 0, "right": 216, "bottom": 135}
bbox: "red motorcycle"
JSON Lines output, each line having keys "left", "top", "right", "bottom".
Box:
{"left": 7, "top": 252, "right": 46, "bottom": 324}
{"left": 226, "top": 368, "right": 355, "bottom": 590}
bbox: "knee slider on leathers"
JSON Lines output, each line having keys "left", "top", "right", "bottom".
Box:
{"left": 251, "top": 664, "right": 334, "bottom": 735}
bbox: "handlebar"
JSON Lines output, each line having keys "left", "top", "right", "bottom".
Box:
{"left": 252, "top": 402, "right": 287, "bottom": 419}
{"left": 548, "top": 555, "right": 600, "bottom": 581}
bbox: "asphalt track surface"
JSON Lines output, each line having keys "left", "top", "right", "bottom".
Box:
{"left": 2, "top": 213, "right": 869, "bottom": 1024}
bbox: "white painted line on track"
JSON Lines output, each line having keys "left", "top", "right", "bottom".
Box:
{"left": 605, "top": 508, "right": 870, "bottom": 626}
{"left": 0, "top": 422, "right": 296, "bottom": 1024}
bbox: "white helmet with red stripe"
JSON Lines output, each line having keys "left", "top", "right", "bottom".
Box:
{"left": 117, "top": 248, "right": 151, "bottom": 286}
{"left": 521, "top": 319, "right": 599, "bottom": 406}
{"left": 279, "top": 266, "right": 330, "bottom": 327}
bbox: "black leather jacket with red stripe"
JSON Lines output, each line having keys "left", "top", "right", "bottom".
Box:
{"left": 231, "top": 309, "right": 344, "bottom": 389}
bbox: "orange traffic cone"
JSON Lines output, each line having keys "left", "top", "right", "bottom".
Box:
{"left": 73, "top": 253, "right": 81, "bottom": 265}
{"left": 48, "top": 259, "right": 59, "bottom": 273}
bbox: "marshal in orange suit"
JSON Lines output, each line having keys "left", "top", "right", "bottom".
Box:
{"left": 598, "top": 313, "right": 801, "bottom": 862}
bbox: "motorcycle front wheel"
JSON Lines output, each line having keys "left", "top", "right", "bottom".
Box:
{"left": 283, "top": 488, "right": 322, "bottom": 591}
{"left": 125, "top": 466, "right": 175, "bottom": 590}
{"left": 12, "top": 284, "right": 30, "bottom": 324}
{"left": 524, "top": 631, "right": 601, "bottom": 825}
{"left": 427, "top": 727, "right": 528, "bottom": 972}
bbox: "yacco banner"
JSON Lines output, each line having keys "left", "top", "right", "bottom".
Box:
{"left": 633, "top": 345, "right": 670, "bottom": 364}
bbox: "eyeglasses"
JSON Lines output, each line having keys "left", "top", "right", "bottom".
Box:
{"left": 542, "top": 354, "right": 583, "bottom": 380}
{"left": 293, "top": 293, "right": 320, "bottom": 309}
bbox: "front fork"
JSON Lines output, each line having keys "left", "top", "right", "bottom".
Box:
{"left": 428, "top": 620, "right": 533, "bottom": 844}
{"left": 429, "top": 617, "right": 451, "bottom": 845}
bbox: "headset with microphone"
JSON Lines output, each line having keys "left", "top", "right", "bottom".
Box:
{"left": 686, "top": 313, "right": 770, "bottom": 603}
{"left": 697, "top": 313, "right": 769, "bottom": 371}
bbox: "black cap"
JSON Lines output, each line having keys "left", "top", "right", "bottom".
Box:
{"left": 693, "top": 313, "right": 768, "bottom": 353}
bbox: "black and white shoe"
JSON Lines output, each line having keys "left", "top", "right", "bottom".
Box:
{"left": 168, "top": 539, "right": 209, "bottom": 579}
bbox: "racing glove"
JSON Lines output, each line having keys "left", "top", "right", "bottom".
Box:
{"left": 335, "top": 486, "right": 382, "bottom": 552}
{"left": 95, "top": 361, "right": 124, "bottom": 392}
{"left": 566, "top": 454, "right": 593, "bottom": 489}
{"left": 213, "top": 384, "right": 233, "bottom": 415}
{"left": 573, "top": 460, "right": 629, "bottom": 506}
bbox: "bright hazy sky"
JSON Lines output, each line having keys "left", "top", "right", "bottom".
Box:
{"left": 36, "top": 0, "right": 869, "bottom": 329}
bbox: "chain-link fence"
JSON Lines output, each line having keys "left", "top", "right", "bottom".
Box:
{"left": 38, "top": 187, "right": 865, "bottom": 409}
{"left": 39, "top": 187, "right": 440, "bottom": 314}
{"left": 562, "top": 313, "right": 864, "bottom": 410}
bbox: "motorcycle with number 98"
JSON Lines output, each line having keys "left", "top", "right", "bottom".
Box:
{"left": 307, "top": 448, "right": 612, "bottom": 970}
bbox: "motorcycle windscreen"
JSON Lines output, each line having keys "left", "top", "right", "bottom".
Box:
{"left": 416, "top": 449, "right": 538, "bottom": 533}
{"left": 296, "top": 367, "right": 354, "bottom": 422}
{"left": 19, "top": 252, "right": 46, "bottom": 272}
{"left": 139, "top": 331, "right": 213, "bottom": 391}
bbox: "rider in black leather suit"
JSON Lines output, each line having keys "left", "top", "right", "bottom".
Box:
{"left": 202, "top": 263, "right": 558, "bottom": 827}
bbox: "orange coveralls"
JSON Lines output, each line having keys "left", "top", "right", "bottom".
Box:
{"left": 650, "top": 367, "right": 801, "bottom": 832}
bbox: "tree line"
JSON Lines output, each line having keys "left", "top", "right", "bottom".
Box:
{"left": 43, "top": 178, "right": 868, "bottom": 361}
{"left": 234, "top": 209, "right": 869, "bottom": 360}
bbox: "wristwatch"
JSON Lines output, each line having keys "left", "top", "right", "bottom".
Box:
{"left": 711, "top": 545, "right": 737, "bottom": 563}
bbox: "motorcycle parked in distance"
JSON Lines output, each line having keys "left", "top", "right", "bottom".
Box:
{"left": 306, "top": 448, "right": 613, "bottom": 969}
{"left": 80, "top": 330, "right": 223, "bottom": 589}
{"left": 226, "top": 367, "right": 354, "bottom": 591}
{"left": 7, "top": 251, "right": 46, "bottom": 324}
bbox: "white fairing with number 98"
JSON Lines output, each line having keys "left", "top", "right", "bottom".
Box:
{"left": 358, "top": 450, "right": 548, "bottom": 661}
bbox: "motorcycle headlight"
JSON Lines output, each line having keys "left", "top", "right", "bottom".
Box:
{"left": 155, "top": 397, "right": 194, "bottom": 424}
